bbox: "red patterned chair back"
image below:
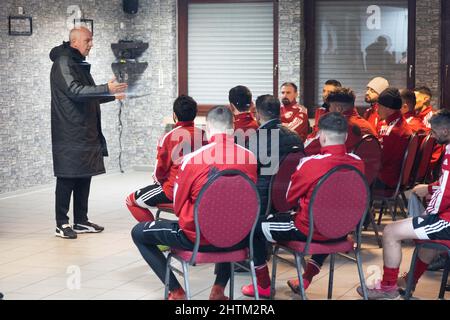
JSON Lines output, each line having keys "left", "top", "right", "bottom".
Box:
{"left": 309, "top": 165, "right": 370, "bottom": 239}
{"left": 195, "top": 170, "right": 260, "bottom": 248}
{"left": 270, "top": 151, "right": 306, "bottom": 213}
{"left": 413, "top": 133, "right": 436, "bottom": 185}
{"left": 352, "top": 134, "right": 381, "bottom": 186}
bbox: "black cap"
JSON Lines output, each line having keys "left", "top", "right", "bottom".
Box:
{"left": 378, "top": 87, "right": 402, "bottom": 110}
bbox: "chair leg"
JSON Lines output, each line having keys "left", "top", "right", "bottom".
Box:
{"left": 249, "top": 259, "right": 259, "bottom": 300}
{"left": 377, "top": 200, "right": 385, "bottom": 225}
{"left": 404, "top": 247, "right": 419, "bottom": 300}
{"left": 328, "top": 254, "right": 335, "bottom": 299}
{"left": 164, "top": 254, "right": 172, "bottom": 300}
{"left": 438, "top": 256, "right": 450, "bottom": 299}
{"left": 355, "top": 249, "right": 368, "bottom": 300}
{"left": 270, "top": 246, "right": 280, "bottom": 299}
{"left": 370, "top": 212, "right": 383, "bottom": 248}
{"left": 181, "top": 261, "right": 191, "bottom": 300}
{"left": 229, "top": 262, "right": 235, "bottom": 300}
{"left": 294, "top": 253, "right": 307, "bottom": 300}
{"left": 390, "top": 199, "right": 397, "bottom": 221}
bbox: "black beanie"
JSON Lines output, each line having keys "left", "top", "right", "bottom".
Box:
{"left": 378, "top": 87, "right": 402, "bottom": 110}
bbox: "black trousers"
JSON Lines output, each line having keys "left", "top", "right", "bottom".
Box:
{"left": 55, "top": 177, "right": 92, "bottom": 226}
{"left": 132, "top": 220, "right": 247, "bottom": 291}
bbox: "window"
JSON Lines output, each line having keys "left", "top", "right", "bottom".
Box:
{"left": 178, "top": 0, "right": 278, "bottom": 110}
{"left": 304, "top": 0, "right": 415, "bottom": 108}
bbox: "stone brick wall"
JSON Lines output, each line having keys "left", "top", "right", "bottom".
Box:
{"left": 415, "top": 0, "right": 441, "bottom": 109}
{"left": 1, "top": 0, "right": 129, "bottom": 193}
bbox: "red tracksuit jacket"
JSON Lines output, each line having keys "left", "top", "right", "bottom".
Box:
{"left": 416, "top": 105, "right": 434, "bottom": 129}
{"left": 173, "top": 134, "right": 258, "bottom": 244}
{"left": 312, "top": 106, "right": 328, "bottom": 134}
{"left": 304, "top": 108, "right": 377, "bottom": 156}
{"left": 281, "top": 102, "right": 309, "bottom": 141}
{"left": 234, "top": 112, "right": 259, "bottom": 132}
{"left": 153, "top": 121, "right": 206, "bottom": 200}
{"left": 404, "top": 111, "right": 427, "bottom": 134}
{"left": 286, "top": 145, "right": 365, "bottom": 241}
{"left": 377, "top": 112, "right": 412, "bottom": 188}
{"left": 426, "top": 144, "right": 450, "bottom": 222}
{"left": 363, "top": 103, "right": 380, "bottom": 132}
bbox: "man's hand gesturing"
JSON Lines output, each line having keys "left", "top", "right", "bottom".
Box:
{"left": 108, "top": 77, "right": 128, "bottom": 94}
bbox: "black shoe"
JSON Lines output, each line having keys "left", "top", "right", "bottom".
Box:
{"left": 427, "top": 255, "right": 447, "bottom": 271}
{"left": 55, "top": 224, "right": 77, "bottom": 239}
{"left": 73, "top": 221, "right": 104, "bottom": 233}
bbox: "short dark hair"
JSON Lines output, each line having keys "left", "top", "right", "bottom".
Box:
{"left": 173, "top": 95, "right": 197, "bottom": 122}
{"left": 255, "top": 94, "right": 280, "bottom": 120}
{"left": 281, "top": 82, "right": 298, "bottom": 92}
{"left": 430, "top": 109, "right": 450, "bottom": 129}
{"left": 318, "top": 112, "right": 348, "bottom": 134}
{"left": 325, "top": 79, "right": 342, "bottom": 87}
{"left": 206, "top": 105, "right": 233, "bottom": 129}
{"left": 415, "top": 86, "right": 432, "bottom": 98}
{"left": 326, "top": 87, "right": 355, "bottom": 107}
{"left": 228, "top": 85, "right": 252, "bottom": 112}
{"left": 400, "top": 89, "right": 416, "bottom": 110}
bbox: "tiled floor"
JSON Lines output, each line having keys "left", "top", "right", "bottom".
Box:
{"left": 0, "top": 170, "right": 447, "bottom": 300}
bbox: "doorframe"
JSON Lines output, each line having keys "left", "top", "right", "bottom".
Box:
{"left": 441, "top": 0, "right": 450, "bottom": 109}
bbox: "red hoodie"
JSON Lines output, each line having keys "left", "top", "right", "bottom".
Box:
{"left": 173, "top": 134, "right": 257, "bottom": 244}
{"left": 281, "top": 101, "right": 309, "bottom": 141}
{"left": 153, "top": 121, "right": 206, "bottom": 200}
{"left": 286, "top": 145, "right": 365, "bottom": 241}
{"left": 376, "top": 112, "right": 412, "bottom": 188}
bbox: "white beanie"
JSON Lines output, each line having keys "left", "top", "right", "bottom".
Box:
{"left": 367, "top": 77, "right": 389, "bottom": 94}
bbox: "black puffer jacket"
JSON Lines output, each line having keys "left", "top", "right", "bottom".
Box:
{"left": 50, "top": 42, "right": 114, "bottom": 178}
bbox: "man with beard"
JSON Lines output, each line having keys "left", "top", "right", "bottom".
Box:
{"left": 357, "top": 109, "right": 450, "bottom": 299}
{"left": 363, "top": 77, "right": 390, "bottom": 131}
{"left": 280, "top": 82, "right": 309, "bottom": 141}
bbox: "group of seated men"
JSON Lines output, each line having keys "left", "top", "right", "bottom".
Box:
{"left": 125, "top": 78, "right": 449, "bottom": 300}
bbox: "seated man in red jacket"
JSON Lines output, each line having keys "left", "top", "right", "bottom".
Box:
{"left": 125, "top": 95, "right": 205, "bottom": 222}
{"left": 400, "top": 88, "right": 427, "bottom": 134}
{"left": 311, "top": 79, "right": 342, "bottom": 135}
{"left": 357, "top": 109, "right": 450, "bottom": 299}
{"left": 304, "top": 87, "right": 376, "bottom": 155}
{"left": 363, "top": 77, "right": 390, "bottom": 131}
{"left": 240, "top": 112, "right": 365, "bottom": 298}
{"left": 415, "top": 86, "right": 435, "bottom": 129}
{"left": 280, "top": 82, "right": 309, "bottom": 141}
{"left": 131, "top": 106, "right": 257, "bottom": 300}
{"left": 229, "top": 85, "right": 258, "bottom": 146}
{"left": 373, "top": 88, "right": 412, "bottom": 190}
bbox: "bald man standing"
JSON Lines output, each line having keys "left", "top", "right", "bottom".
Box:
{"left": 50, "top": 27, "right": 128, "bottom": 239}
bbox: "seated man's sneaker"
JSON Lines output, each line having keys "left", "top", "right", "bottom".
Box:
{"left": 427, "top": 254, "right": 447, "bottom": 271}
{"left": 241, "top": 283, "right": 271, "bottom": 299}
{"left": 397, "top": 272, "right": 416, "bottom": 296}
{"left": 73, "top": 221, "right": 104, "bottom": 233}
{"left": 356, "top": 285, "right": 401, "bottom": 300}
{"left": 287, "top": 278, "right": 311, "bottom": 294}
{"left": 55, "top": 224, "right": 77, "bottom": 239}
